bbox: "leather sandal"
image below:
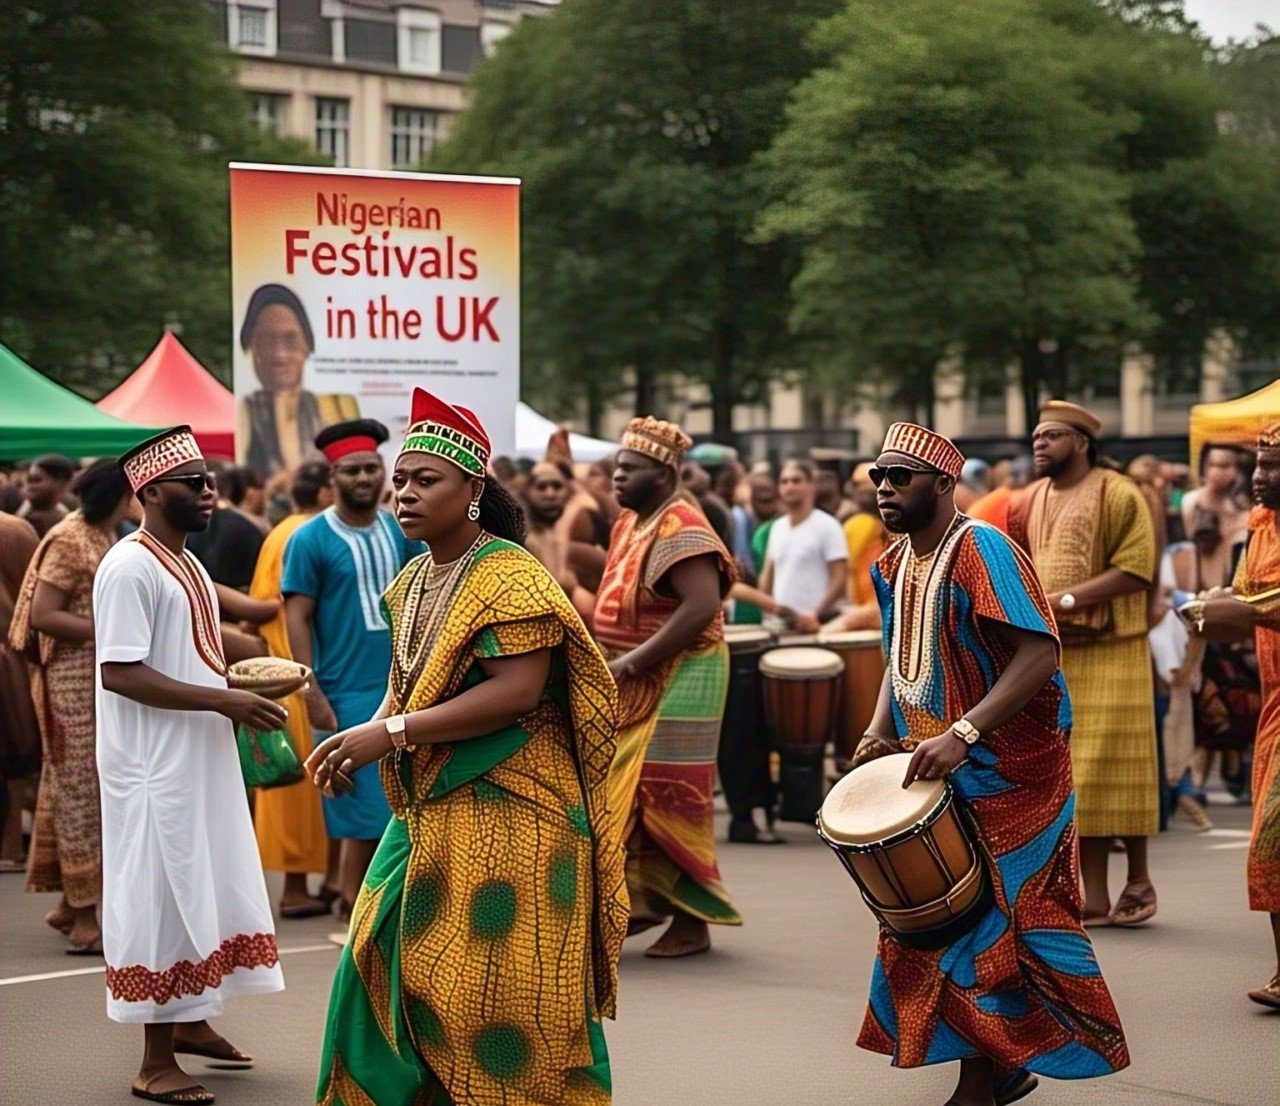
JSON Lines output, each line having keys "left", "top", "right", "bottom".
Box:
{"left": 131, "top": 1074, "right": 214, "bottom": 1104}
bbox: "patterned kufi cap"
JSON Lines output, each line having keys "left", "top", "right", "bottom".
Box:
{"left": 620, "top": 416, "right": 692, "bottom": 470}
{"left": 1259, "top": 423, "right": 1280, "bottom": 453}
{"left": 1037, "top": 399, "right": 1102, "bottom": 439}
{"left": 119, "top": 425, "right": 204, "bottom": 492}
{"left": 880, "top": 423, "right": 965, "bottom": 479}
{"left": 400, "top": 387, "right": 491, "bottom": 478}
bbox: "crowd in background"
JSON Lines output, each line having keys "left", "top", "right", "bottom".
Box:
{"left": 0, "top": 424, "right": 1261, "bottom": 941}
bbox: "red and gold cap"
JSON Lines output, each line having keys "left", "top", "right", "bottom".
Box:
{"left": 620, "top": 416, "right": 692, "bottom": 470}
{"left": 880, "top": 423, "right": 964, "bottom": 479}
{"left": 119, "top": 426, "right": 204, "bottom": 492}
{"left": 400, "top": 388, "right": 491, "bottom": 477}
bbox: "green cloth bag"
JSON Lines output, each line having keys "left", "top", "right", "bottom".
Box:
{"left": 236, "top": 724, "right": 305, "bottom": 789}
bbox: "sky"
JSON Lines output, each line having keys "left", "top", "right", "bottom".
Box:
{"left": 1182, "top": 0, "right": 1280, "bottom": 42}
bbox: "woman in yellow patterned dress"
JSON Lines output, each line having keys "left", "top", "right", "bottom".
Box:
{"left": 308, "top": 389, "right": 627, "bottom": 1106}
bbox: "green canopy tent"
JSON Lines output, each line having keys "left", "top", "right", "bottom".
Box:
{"left": 0, "top": 344, "right": 160, "bottom": 461}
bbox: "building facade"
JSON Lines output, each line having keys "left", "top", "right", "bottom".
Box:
{"left": 210, "top": 0, "right": 552, "bottom": 171}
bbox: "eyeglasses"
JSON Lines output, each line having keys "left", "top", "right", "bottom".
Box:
{"left": 868, "top": 464, "right": 942, "bottom": 489}
{"left": 150, "top": 472, "right": 215, "bottom": 494}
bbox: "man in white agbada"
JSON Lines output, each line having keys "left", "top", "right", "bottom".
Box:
{"left": 95, "top": 426, "right": 289, "bottom": 1105}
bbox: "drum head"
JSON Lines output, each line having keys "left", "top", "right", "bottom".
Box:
{"left": 723, "top": 626, "right": 773, "bottom": 647}
{"left": 819, "top": 753, "right": 945, "bottom": 845}
{"left": 759, "top": 647, "right": 844, "bottom": 679}
{"left": 817, "top": 629, "right": 883, "bottom": 647}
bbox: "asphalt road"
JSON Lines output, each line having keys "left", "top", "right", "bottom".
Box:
{"left": 1, "top": 803, "right": 1276, "bottom": 1106}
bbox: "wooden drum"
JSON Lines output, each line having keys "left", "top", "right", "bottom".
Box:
{"left": 817, "top": 753, "right": 992, "bottom": 949}
{"left": 718, "top": 626, "right": 776, "bottom": 819}
{"left": 759, "top": 646, "right": 843, "bottom": 823}
{"left": 817, "top": 629, "right": 886, "bottom": 761}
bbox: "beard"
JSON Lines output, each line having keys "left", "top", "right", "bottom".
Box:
{"left": 881, "top": 494, "right": 939, "bottom": 535}
{"left": 1034, "top": 453, "right": 1071, "bottom": 480}
{"left": 526, "top": 503, "right": 564, "bottom": 527}
{"left": 162, "top": 498, "right": 211, "bottom": 533}
{"left": 338, "top": 485, "right": 381, "bottom": 512}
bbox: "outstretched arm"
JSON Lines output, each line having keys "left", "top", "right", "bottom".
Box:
{"left": 100, "top": 661, "right": 286, "bottom": 732}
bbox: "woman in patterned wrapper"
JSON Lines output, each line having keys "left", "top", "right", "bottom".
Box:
{"left": 308, "top": 387, "right": 628, "bottom": 1106}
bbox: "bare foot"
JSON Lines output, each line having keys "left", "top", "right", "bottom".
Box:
{"left": 644, "top": 915, "right": 711, "bottom": 958}
{"left": 132, "top": 1064, "right": 213, "bottom": 1104}
{"left": 173, "top": 1021, "right": 252, "bottom": 1066}
{"left": 626, "top": 913, "right": 665, "bottom": 938}
{"left": 45, "top": 901, "right": 75, "bottom": 935}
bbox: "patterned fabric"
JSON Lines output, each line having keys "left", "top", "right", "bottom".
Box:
{"left": 249, "top": 513, "right": 329, "bottom": 875}
{"left": 401, "top": 387, "right": 492, "bottom": 477}
{"left": 1013, "top": 472, "right": 1159, "bottom": 836}
{"left": 619, "top": 416, "right": 692, "bottom": 470}
{"left": 1235, "top": 506, "right": 1280, "bottom": 912}
{"left": 106, "top": 932, "right": 279, "bottom": 1004}
{"left": 12, "top": 514, "right": 114, "bottom": 906}
{"left": 616, "top": 644, "right": 741, "bottom": 925}
{"left": 318, "top": 539, "right": 627, "bottom": 1106}
{"left": 133, "top": 530, "right": 227, "bottom": 676}
{"left": 594, "top": 498, "right": 734, "bottom": 729}
{"left": 862, "top": 520, "right": 1129, "bottom": 1077}
{"left": 881, "top": 422, "right": 964, "bottom": 479}
{"left": 120, "top": 426, "right": 203, "bottom": 492}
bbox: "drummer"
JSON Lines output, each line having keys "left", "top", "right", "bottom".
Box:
{"left": 852, "top": 423, "right": 1129, "bottom": 1105}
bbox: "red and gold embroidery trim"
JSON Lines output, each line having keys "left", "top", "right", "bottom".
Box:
{"left": 133, "top": 530, "right": 227, "bottom": 676}
{"left": 106, "top": 931, "right": 279, "bottom": 1004}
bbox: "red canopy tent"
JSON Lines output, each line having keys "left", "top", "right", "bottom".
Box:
{"left": 97, "top": 333, "right": 236, "bottom": 459}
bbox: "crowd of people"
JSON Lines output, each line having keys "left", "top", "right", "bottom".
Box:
{"left": 0, "top": 391, "right": 1276, "bottom": 1106}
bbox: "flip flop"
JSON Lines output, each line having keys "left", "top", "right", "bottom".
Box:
{"left": 643, "top": 939, "right": 711, "bottom": 959}
{"left": 131, "top": 1075, "right": 214, "bottom": 1105}
{"left": 66, "top": 938, "right": 103, "bottom": 956}
{"left": 995, "top": 1068, "right": 1039, "bottom": 1105}
{"left": 1110, "top": 880, "right": 1157, "bottom": 927}
{"left": 1246, "top": 974, "right": 1280, "bottom": 1010}
{"left": 174, "top": 1042, "right": 253, "bottom": 1067}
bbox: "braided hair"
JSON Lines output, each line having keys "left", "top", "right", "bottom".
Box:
{"left": 478, "top": 475, "right": 526, "bottom": 545}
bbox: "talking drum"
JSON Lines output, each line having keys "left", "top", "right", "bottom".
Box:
{"left": 759, "top": 646, "right": 843, "bottom": 823}
{"left": 817, "top": 629, "right": 886, "bottom": 762}
{"left": 817, "top": 753, "right": 992, "bottom": 949}
{"left": 719, "top": 626, "right": 776, "bottom": 820}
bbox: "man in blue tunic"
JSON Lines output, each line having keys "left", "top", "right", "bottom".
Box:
{"left": 283, "top": 419, "right": 420, "bottom": 934}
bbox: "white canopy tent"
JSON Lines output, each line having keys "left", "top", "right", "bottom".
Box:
{"left": 514, "top": 401, "right": 617, "bottom": 462}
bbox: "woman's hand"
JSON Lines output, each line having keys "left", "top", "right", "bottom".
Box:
{"left": 902, "top": 731, "right": 969, "bottom": 787}
{"left": 306, "top": 720, "right": 394, "bottom": 796}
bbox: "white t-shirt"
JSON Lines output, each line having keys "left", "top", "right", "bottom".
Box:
{"left": 765, "top": 510, "right": 849, "bottom": 614}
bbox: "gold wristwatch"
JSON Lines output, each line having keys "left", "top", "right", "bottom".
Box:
{"left": 385, "top": 714, "right": 409, "bottom": 750}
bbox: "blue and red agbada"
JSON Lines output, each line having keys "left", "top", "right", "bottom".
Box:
{"left": 861, "top": 516, "right": 1130, "bottom": 1079}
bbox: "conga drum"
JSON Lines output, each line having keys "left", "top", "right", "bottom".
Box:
{"left": 759, "top": 647, "right": 843, "bottom": 823}
{"left": 817, "top": 753, "right": 992, "bottom": 949}
{"left": 718, "top": 627, "right": 776, "bottom": 820}
{"left": 817, "top": 630, "right": 886, "bottom": 761}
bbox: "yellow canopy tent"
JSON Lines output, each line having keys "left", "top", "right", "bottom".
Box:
{"left": 1189, "top": 379, "right": 1280, "bottom": 475}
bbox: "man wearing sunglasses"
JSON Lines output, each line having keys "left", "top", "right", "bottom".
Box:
{"left": 851, "top": 422, "right": 1129, "bottom": 1106}
{"left": 93, "top": 426, "right": 290, "bottom": 1104}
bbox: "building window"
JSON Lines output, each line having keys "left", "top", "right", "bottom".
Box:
{"left": 248, "top": 93, "right": 287, "bottom": 135}
{"left": 227, "top": 1, "right": 277, "bottom": 56}
{"left": 397, "top": 7, "right": 442, "bottom": 75}
{"left": 480, "top": 20, "right": 512, "bottom": 57}
{"left": 390, "top": 107, "right": 439, "bottom": 169}
{"left": 315, "top": 98, "right": 350, "bottom": 168}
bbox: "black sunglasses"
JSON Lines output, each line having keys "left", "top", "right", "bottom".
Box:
{"left": 150, "top": 472, "right": 215, "bottom": 493}
{"left": 868, "top": 464, "right": 942, "bottom": 489}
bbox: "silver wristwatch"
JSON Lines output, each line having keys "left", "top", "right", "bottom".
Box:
{"left": 951, "top": 718, "right": 981, "bottom": 746}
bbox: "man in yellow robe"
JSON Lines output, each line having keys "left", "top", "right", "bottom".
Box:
{"left": 1011, "top": 401, "right": 1159, "bottom": 927}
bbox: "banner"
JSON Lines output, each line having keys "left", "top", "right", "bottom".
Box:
{"left": 229, "top": 163, "right": 519, "bottom": 477}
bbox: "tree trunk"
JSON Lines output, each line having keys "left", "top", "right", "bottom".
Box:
{"left": 584, "top": 374, "right": 603, "bottom": 438}
{"left": 633, "top": 366, "right": 657, "bottom": 418}
{"left": 710, "top": 318, "right": 737, "bottom": 443}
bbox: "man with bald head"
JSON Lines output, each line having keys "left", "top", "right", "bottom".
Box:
{"left": 1011, "top": 400, "right": 1159, "bottom": 928}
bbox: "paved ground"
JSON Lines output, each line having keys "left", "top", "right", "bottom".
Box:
{"left": 2, "top": 802, "right": 1276, "bottom": 1106}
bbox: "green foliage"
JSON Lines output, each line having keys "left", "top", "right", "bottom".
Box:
{"left": 759, "top": 0, "right": 1280, "bottom": 427}
{"left": 0, "top": 0, "right": 320, "bottom": 396}
{"left": 431, "top": 0, "right": 838, "bottom": 435}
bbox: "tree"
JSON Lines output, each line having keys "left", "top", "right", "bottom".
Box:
{"left": 0, "top": 1, "right": 318, "bottom": 395}
{"left": 430, "top": 0, "right": 837, "bottom": 436}
{"left": 758, "top": 0, "right": 1280, "bottom": 429}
